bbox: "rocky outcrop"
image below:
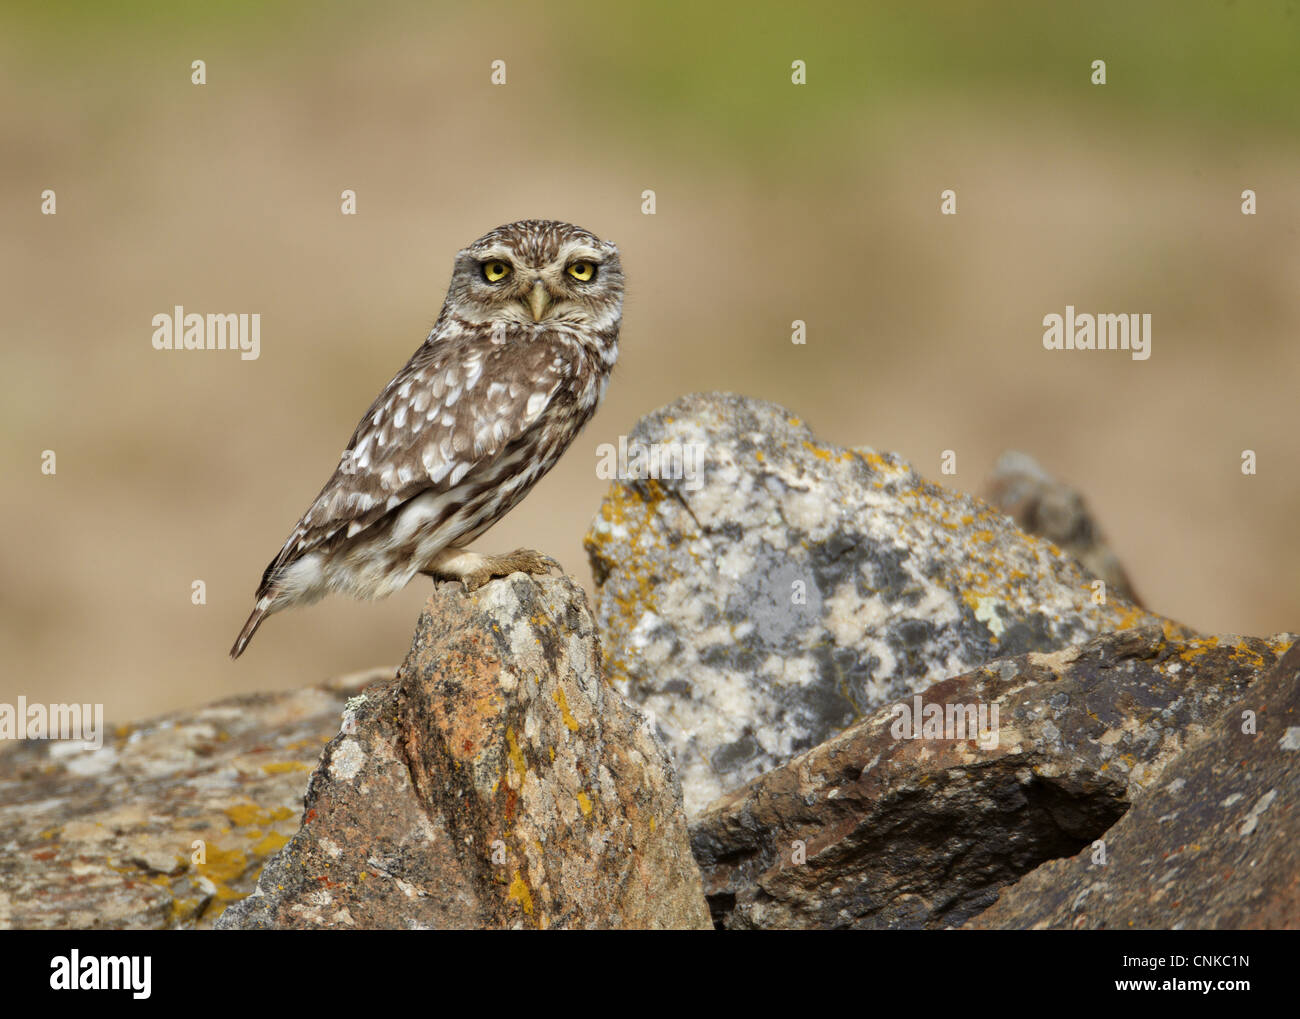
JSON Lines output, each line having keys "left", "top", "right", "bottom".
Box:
{"left": 689, "top": 626, "right": 1293, "bottom": 929}
{"left": 585, "top": 393, "right": 1175, "bottom": 813}
{"left": 984, "top": 450, "right": 1141, "bottom": 606}
{"left": 216, "top": 575, "right": 711, "bottom": 930}
{"left": 0, "top": 575, "right": 708, "bottom": 931}
{"left": 967, "top": 640, "right": 1300, "bottom": 929}
{"left": 0, "top": 670, "right": 388, "bottom": 928}
{"left": 7, "top": 391, "right": 1291, "bottom": 933}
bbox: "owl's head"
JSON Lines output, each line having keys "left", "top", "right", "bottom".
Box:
{"left": 445, "top": 220, "right": 623, "bottom": 333}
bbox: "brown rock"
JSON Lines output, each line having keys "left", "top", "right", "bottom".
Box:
{"left": 689, "top": 626, "right": 1294, "bottom": 929}
{"left": 966, "top": 639, "right": 1300, "bottom": 929}
{"left": 0, "top": 670, "right": 386, "bottom": 929}
{"left": 217, "top": 574, "right": 711, "bottom": 929}
{"left": 985, "top": 450, "right": 1141, "bottom": 605}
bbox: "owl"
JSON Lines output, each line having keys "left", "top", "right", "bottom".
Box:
{"left": 230, "top": 220, "right": 623, "bottom": 658}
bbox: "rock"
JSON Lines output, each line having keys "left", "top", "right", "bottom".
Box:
{"left": 984, "top": 450, "right": 1141, "bottom": 605}
{"left": 585, "top": 393, "right": 1173, "bottom": 814}
{"left": 689, "top": 626, "right": 1294, "bottom": 929}
{"left": 0, "top": 670, "right": 387, "bottom": 929}
{"left": 216, "top": 575, "right": 711, "bottom": 930}
{"left": 967, "top": 639, "right": 1300, "bottom": 930}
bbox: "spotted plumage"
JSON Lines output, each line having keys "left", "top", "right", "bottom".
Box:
{"left": 231, "top": 220, "right": 623, "bottom": 658}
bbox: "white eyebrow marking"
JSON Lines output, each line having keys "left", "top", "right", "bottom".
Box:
{"left": 473, "top": 247, "right": 516, "bottom": 263}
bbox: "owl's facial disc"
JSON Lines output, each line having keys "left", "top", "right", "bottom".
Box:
{"left": 472, "top": 246, "right": 605, "bottom": 324}
{"left": 450, "top": 224, "right": 622, "bottom": 332}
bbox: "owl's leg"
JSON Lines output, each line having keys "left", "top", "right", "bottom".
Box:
{"left": 423, "top": 547, "right": 561, "bottom": 592}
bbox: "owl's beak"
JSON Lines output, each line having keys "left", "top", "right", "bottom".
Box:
{"left": 526, "top": 280, "right": 552, "bottom": 322}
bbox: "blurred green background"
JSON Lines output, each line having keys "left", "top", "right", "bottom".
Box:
{"left": 3, "top": 1, "right": 1298, "bottom": 720}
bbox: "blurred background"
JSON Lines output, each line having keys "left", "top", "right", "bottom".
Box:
{"left": 3, "top": 1, "right": 1298, "bottom": 721}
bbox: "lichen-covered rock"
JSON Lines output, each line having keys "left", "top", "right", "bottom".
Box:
{"left": 690, "top": 626, "right": 1294, "bottom": 930}
{"left": 217, "top": 575, "right": 711, "bottom": 930}
{"left": 985, "top": 450, "right": 1141, "bottom": 605}
{"left": 967, "top": 639, "right": 1300, "bottom": 930}
{"left": 584, "top": 393, "right": 1174, "bottom": 813}
{"left": 0, "top": 670, "right": 387, "bottom": 929}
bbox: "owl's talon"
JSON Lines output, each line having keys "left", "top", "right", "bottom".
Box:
{"left": 460, "top": 569, "right": 493, "bottom": 592}
{"left": 502, "top": 548, "right": 562, "bottom": 578}
{"left": 444, "top": 549, "right": 560, "bottom": 593}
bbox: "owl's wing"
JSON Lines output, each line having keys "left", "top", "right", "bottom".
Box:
{"left": 256, "top": 330, "right": 574, "bottom": 595}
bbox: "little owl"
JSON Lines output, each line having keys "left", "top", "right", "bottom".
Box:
{"left": 231, "top": 220, "right": 623, "bottom": 658}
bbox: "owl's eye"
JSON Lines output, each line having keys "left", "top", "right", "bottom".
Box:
{"left": 482, "top": 261, "right": 512, "bottom": 283}
{"left": 567, "top": 261, "right": 596, "bottom": 282}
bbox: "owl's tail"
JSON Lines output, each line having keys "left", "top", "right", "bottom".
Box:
{"left": 230, "top": 596, "right": 274, "bottom": 659}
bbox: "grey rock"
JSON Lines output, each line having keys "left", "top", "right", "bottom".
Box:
{"left": 585, "top": 393, "right": 1172, "bottom": 813}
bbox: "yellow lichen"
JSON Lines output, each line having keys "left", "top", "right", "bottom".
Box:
{"left": 261, "top": 761, "right": 310, "bottom": 775}
{"left": 1179, "top": 637, "right": 1221, "bottom": 662}
{"left": 224, "top": 803, "right": 294, "bottom": 828}
{"left": 251, "top": 831, "right": 289, "bottom": 856}
{"left": 553, "top": 686, "right": 580, "bottom": 733}
{"left": 1110, "top": 604, "right": 1147, "bottom": 631}
{"left": 194, "top": 843, "right": 251, "bottom": 901}
{"left": 506, "top": 727, "right": 527, "bottom": 778}
{"left": 507, "top": 870, "right": 534, "bottom": 915}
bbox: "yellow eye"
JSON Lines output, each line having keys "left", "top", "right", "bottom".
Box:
{"left": 567, "top": 261, "right": 596, "bottom": 282}
{"left": 482, "top": 261, "right": 511, "bottom": 283}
